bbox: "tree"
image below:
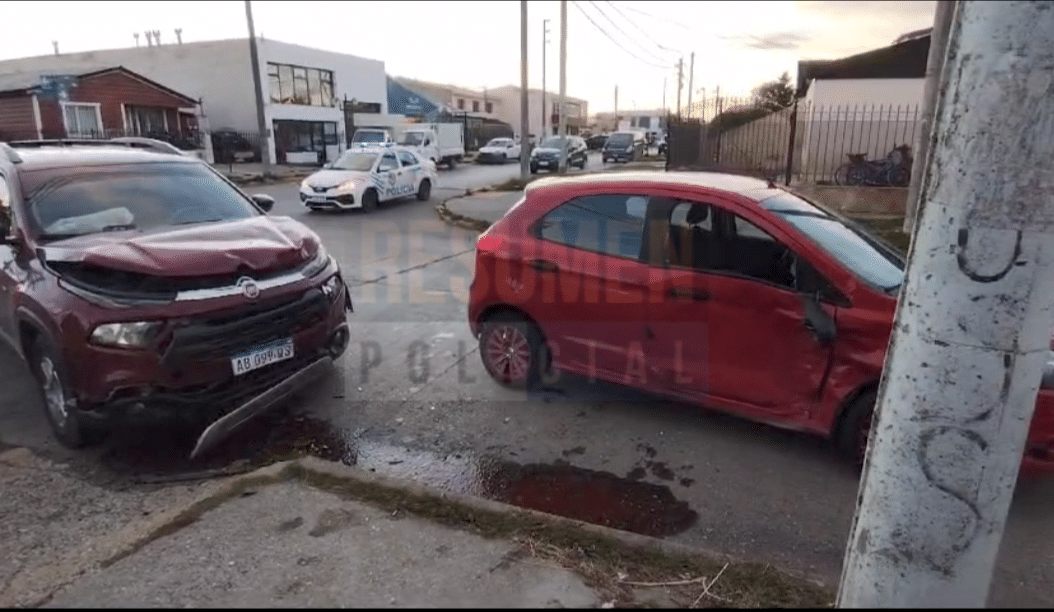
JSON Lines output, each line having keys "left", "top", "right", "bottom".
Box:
{"left": 751, "top": 72, "right": 795, "bottom": 112}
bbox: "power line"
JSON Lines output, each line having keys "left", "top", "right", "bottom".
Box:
{"left": 610, "top": 1, "right": 690, "bottom": 30}
{"left": 570, "top": 0, "right": 672, "bottom": 70}
{"left": 602, "top": 0, "right": 681, "bottom": 56}
{"left": 587, "top": 0, "right": 672, "bottom": 66}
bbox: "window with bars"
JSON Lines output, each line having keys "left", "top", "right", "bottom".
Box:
{"left": 267, "top": 62, "right": 334, "bottom": 107}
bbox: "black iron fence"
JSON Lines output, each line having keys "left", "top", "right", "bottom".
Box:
{"left": 667, "top": 97, "right": 924, "bottom": 186}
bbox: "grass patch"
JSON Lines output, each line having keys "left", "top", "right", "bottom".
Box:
{"left": 290, "top": 463, "right": 834, "bottom": 608}
{"left": 849, "top": 215, "right": 911, "bottom": 253}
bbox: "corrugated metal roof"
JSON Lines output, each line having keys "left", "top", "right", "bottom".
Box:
{"left": 0, "top": 66, "right": 111, "bottom": 93}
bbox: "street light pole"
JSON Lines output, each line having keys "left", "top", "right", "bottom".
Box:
{"left": 520, "top": 0, "right": 530, "bottom": 181}
{"left": 542, "top": 18, "right": 550, "bottom": 138}
{"left": 557, "top": 0, "right": 568, "bottom": 173}
{"left": 838, "top": 1, "right": 1054, "bottom": 606}
{"left": 244, "top": 0, "right": 271, "bottom": 175}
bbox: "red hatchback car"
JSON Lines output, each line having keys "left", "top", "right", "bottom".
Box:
{"left": 467, "top": 172, "right": 1054, "bottom": 472}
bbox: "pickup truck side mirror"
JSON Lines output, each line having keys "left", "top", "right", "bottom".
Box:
{"left": 250, "top": 194, "right": 275, "bottom": 212}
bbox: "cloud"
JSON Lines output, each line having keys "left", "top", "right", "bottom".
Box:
{"left": 732, "top": 32, "right": 812, "bottom": 51}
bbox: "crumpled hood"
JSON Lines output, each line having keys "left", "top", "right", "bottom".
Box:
{"left": 304, "top": 169, "right": 369, "bottom": 190}
{"left": 40, "top": 216, "right": 323, "bottom": 278}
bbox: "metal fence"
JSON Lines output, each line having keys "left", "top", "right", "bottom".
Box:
{"left": 667, "top": 97, "right": 924, "bottom": 186}
{"left": 36, "top": 128, "right": 207, "bottom": 152}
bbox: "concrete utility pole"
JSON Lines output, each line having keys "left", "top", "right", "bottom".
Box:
{"left": 676, "top": 58, "right": 684, "bottom": 118}
{"left": 838, "top": 1, "right": 1054, "bottom": 606}
{"left": 904, "top": 0, "right": 958, "bottom": 235}
{"left": 662, "top": 77, "right": 666, "bottom": 114}
{"left": 244, "top": 0, "right": 271, "bottom": 176}
{"left": 557, "top": 0, "right": 569, "bottom": 173}
{"left": 687, "top": 52, "right": 695, "bottom": 118}
{"left": 520, "top": 0, "right": 530, "bottom": 181}
{"left": 614, "top": 85, "right": 618, "bottom": 130}
{"left": 542, "top": 18, "right": 550, "bottom": 138}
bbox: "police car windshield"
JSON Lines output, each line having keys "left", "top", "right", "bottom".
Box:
{"left": 331, "top": 152, "right": 376, "bottom": 171}
{"left": 353, "top": 132, "right": 386, "bottom": 143}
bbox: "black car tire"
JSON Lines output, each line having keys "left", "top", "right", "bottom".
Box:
{"left": 361, "top": 188, "right": 378, "bottom": 213}
{"left": 836, "top": 389, "right": 878, "bottom": 468}
{"left": 500, "top": 153, "right": 507, "bottom": 163}
{"left": 530, "top": 163, "right": 538, "bottom": 174}
{"left": 416, "top": 179, "right": 431, "bottom": 202}
{"left": 478, "top": 312, "right": 549, "bottom": 390}
{"left": 28, "top": 334, "right": 106, "bottom": 449}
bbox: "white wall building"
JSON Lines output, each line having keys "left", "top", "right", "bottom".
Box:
{"left": 487, "top": 85, "right": 588, "bottom": 140}
{"left": 592, "top": 109, "right": 666, "bottom": 139}
{"left": 0, "top": 37, "right": 389, "bottom": 166}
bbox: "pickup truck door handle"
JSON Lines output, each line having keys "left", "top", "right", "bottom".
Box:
{"left": 668, "top": 287, "right": 710, "bottom": 302}
{"left": 527, "top": 260, "right": 559, "bottom": 273}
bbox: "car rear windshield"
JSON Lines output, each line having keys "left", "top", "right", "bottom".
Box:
{"left": 354, "top": 131, "right": 386, "bottom": 143}
{"left": 606, "top": 134, "right": 632, "bottom": 146}
{"left": 20, "top": 162, "right": 262, "bottom": 241}
{"left": 331, "top": 152, "right": 376, "bottom": 171}
{"left": 761, "top": 192, "right": 905, "bottom": 291}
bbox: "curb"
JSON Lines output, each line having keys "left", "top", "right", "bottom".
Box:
{"left": 435, "top": 194, "right": 494, "bottom": 233}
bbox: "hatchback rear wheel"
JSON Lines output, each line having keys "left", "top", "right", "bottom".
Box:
{"left": 837, "top": 389, "right": 877, "bottom": 467}
{"left": 479, "top": 312, "right": 547, "bottom": 389}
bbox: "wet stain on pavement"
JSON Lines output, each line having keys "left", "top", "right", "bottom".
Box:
{"left": 96, "top": 413, "right": 698, "bottom": 538}
{"left": 309, "top": 507, "right": 366, "bottom": 536}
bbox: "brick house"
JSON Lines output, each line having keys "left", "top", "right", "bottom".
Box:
{"left": 0, "top": 66, "right": 201, "bottom": 147}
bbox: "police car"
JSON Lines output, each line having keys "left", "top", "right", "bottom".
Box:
{"left": 299, "top": 145, "right": 438, "bottom": 212}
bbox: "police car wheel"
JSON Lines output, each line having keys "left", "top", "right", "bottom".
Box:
{"left": 416, "top": 179, "right": 432, "bottom": 201}
{"left": 362, "top": 189, "right": 378, "bottom": 213}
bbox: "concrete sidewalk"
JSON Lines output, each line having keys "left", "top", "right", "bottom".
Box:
{"left": 0, "top": 447, "right": 831, "bottom": 609}
{"left": 214, "top": 162, "right": 317, "bottom": 186}
{"left": 440, "top": 191, "right": 524, "bottom": 229}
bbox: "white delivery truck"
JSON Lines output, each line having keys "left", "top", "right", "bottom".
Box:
{"left": 350, "top": 128, "right": 396, "bottom": 148}
{"left": 397, "top": 122, "right": 465, "bottom": 169}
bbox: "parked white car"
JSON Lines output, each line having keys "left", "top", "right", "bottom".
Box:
{"left": 299, "top": 146, "right": 438, "bottom": 213}
{"left": 475, "top": 137, "right": 522, "bottom": 164}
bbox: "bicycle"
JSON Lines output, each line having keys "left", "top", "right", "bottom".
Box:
{"left": 834, "top": 144, "right": 912, "bottom": 187}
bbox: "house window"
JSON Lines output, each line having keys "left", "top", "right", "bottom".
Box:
{"left": 125, "top": 106, "right": 168, "bottom": 136}
{"left": 62, "top": 103, "right": 102, "bottom": 137}
{"left": 457, "top": 98, "right": 465, "bottom": 110}
{"left": 638, "top": 116, "right": 651, "bottom": 129}
{"left": 485, "top": 102, "right": 493, "bottom": 113}
{"left": 472, "top": 100, "right": 480, "bottom": 112}
{"left": 267, "top": 62, "right": 334, "bottom": 107}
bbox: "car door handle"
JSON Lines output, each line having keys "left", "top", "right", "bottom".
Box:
{"left": 527, "top": 260, "right": 559, "bottom": 273}
{"left": 668, "top": 287, "right": 709, "bottom": 302}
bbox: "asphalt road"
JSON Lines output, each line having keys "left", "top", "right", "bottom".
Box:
{"left": 1, "top": 156, "right": 1052, "bottom": 607}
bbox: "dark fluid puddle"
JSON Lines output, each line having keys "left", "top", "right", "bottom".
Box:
{"left": 265, "top": 416, "right": 699, "bottom": 538}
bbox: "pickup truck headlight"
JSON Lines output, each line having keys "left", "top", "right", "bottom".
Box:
{"left": 90, "top": 322, "right": 162, "bottom": 348}
{"left": 321, "top": 273, "right": 344, "bottom": 300}
{"left": 1042, "top": 351, "right": 1054, "bottom": 389}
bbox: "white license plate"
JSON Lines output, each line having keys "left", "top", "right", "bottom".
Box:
{"left": 231, "top": 339, "right": 295, "bottom": 376}
{"left": 308, "top": 196, "right": 329, "bottom": 204}
{"left": 538, "top": 161, "right": 551, "bottom": 167}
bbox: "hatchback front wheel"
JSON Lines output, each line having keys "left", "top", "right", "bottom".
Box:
{"left": 479, "top": 313, "right": 547, "bottom": 390}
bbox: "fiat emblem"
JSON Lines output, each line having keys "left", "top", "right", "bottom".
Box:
{"left": 237, "top": 276, "right": 260, "bottom": 299}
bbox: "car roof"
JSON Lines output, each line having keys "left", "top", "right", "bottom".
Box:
{"left": 7, "top": 144, "right": 204, "bottom": 171}
{"left": 525, "top": 171, "right": 784, "bottom": 202}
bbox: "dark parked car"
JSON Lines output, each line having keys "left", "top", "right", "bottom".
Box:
{"left": 211, "top": 129, "right": 260, "bottom": 163}
{"left": 586, "top": 134, "right": 608, "bottom": 150}
{"left": 602, "top": 131, "right": 645, "bottom": 163}
{"left": 0, "top": 140, "right": 352, "bottom": 458}
{"left": 530, "top": 136, "right": 588, "bottom": 173}
{"left": 467, "top": 171, "right": 1054, "bottom": 473}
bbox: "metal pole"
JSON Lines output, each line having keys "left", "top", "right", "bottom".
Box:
{"left": 614, "top": 85, "right": 618, "bottom": 130}
{"left": 558, "top": 0, "right": 568, "bottom": 173}
{"left": 542, "top": 18, "right": 550, "bottom": 139}
{"left": 520, "top": 0, "right": 530, "bottom": 181}
{"left": 687, "top": 52, "right": 695, "bottom": 118}
{"left": 676, "top": 58, "right": 683, "bottom": 118}
{"left": 904, "top": 0, "right": 957, "bottom": 234}
{"left": 662, "top": 77, "right": 666, "bottom": 115}
{"left": 784, "top": 99, "right": 798, "bottom": 186}
{"left": 244, "top": 0, "right": 270, "bottom": 175}
{"left": 838, "top": 1, "right": 1054, "bottom": 606}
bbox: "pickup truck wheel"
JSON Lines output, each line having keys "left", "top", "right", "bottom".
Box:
{"left": 416, "top": 179, "right": 432, "bottom": 201}
{"left": 29, "top": 335, "right": 105, "bottom": 449}
{"left": 361, "top": 189, "right": 378, "bottom": 213}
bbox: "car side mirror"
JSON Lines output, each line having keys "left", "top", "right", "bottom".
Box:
{"left": 250, "top": 194, "right": 275, "bottom": 212}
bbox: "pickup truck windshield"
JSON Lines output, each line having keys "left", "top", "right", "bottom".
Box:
{"left": 21, "top": 163, "right": 261, "bottom": 242}
{"left": 400, "top": 132, "right": 424, "bottom": 146}
{"left": 331, "top": 152, "right": 377, "bottom": 171}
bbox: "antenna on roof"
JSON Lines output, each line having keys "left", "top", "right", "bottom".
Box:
{"left": 52, "top": 41, "right": 59, "bottom": 55}
{"left": 174, "top": 28, "right": 183, "bottom": 44}
{"left": 153, "top": 30, "right": 162, "bottom": 45}
{"left": 134, "top": 32, "right": 141, "bottom": 47}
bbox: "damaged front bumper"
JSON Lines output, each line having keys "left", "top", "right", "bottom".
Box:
{"left": 190, "top": 354, "right": 333, "bottom": 459}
